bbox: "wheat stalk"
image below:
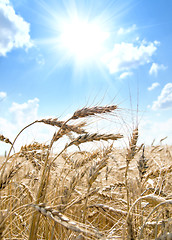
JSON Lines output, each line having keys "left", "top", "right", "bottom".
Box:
{"left": 0, "top": 210, "right": 8, "bottom": 240}
{"left": 83, "top": 157, "right": 109, "bottom": 223}
{"left": 138, "top": 199, "right": 172, "bottom": 239}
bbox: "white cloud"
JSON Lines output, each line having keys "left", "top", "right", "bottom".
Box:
{"left": 0, "top": 97, "right": 56, "bottom": 154}
{"left": 36, "top": 54, "right": 45, "bottom": 65}
{"left": 148, "top": 82, "right": 160, "bottom": 91}
{"left": 0, "top": 98, "right": 39, "bottom": 154}
{"left": 0, "top": 0, "right": 33, "bottom": 56}
{"left": 140, "top": 117, "right": 172, "bottom": 145}
{"left": 117, "top": 24, "right": 136, "bottom": 35}
{"left": 152, "top": 83, "right": 172, "bottom": 110}
{"left": 102, "top": 40, "right": 158, "bottom": 74}
{"left": 119, "top": 71, "right": 133, "bottom": 79}
{"left": 9, "top": 98, "right": 39, "bottom": 126}
{"left": 0, "top": 116, "right": 16, "bottom": 137}
{"left": 0, "top": 91, "right": 7, "bottom": 99}
{"left": 149, "top": 63, "right": 167, "bottom": 76}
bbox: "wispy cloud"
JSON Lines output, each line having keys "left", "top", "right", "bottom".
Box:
{"left": 149, "top": 63, "right": 167, "bottom": 76}
{"left": 36, "top": 54, "right": 45, "bottom": 66}
{"left": 117, "top": 24, "right": 136, "bottom": 35}
{"left": 152, "top": 83, "right": 172, "bottom": 110}
{"left": 148, "top": 82, "right": 160, "bottom": 91}
{"left": 102, "top": 40, "right": 158, "bottom": 74}
{"left": 9, "top": 98, "right": 39, "bottom": 126}
{"left": 0, "top": 0, "right": 33, "bottom": 56}
{"left": 119, "top": 71, "right": 133, "bottom": 79}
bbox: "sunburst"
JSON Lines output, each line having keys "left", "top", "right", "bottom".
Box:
{"left": 58, "top": 16, "right": 109, "bottom": 65}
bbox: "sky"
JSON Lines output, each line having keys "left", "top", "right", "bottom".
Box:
{"left": 0, "top": 0, "right": 172, "bottom": 154}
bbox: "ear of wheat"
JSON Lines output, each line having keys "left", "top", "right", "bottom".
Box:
{"left": 68, "top": 133, "right": 123, "bottom": 147}
{"left": 71, "top": 105, "right": 118, "bottom": 119}
{"left": 137, "top": 145, "right": 148, "bottom": 181}
{"left": 0, "top": 135, "right": 12, "bottom": 145}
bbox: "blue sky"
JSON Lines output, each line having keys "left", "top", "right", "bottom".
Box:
{"left": 0, "top": 0, "right": 172, "bottom": 154}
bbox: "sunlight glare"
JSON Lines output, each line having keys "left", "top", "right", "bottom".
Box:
{"left": 59, "top": 17, "right": 109, "bottom": 64}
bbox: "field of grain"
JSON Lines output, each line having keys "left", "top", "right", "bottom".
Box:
{"left": 0, "top": 105, "right": 172, "bottom": 240}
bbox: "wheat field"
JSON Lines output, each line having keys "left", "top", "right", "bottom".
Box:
{"left": 0, "top": 105, "right": 171, "bottom": 240}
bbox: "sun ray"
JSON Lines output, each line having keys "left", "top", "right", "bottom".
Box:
{"left": 35, "top": 0, "right": 132, "bottom": 75}
{"left": 57, "top": 16, "right": 110, "bottom": 65}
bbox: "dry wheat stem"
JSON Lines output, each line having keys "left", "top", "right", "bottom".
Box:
{"left": 0, "top": 210, "right": 8, "bottom": 240}
{"left": 138, "top": 199, "right": 172, "bottom": 239}
{"left": 20, "top": 183, "right": 35, "bottom": 202}
{"left": 145, "top": 218, "right": 172, "bottom": 227}
{"left": 0, "top": 120, "right": 38, "bottom": 178}
{"left": 128, "top": 194, "right": 166, "bottom": 215}
{"left": 63, "top": 187, "right": 100, "bottom": 212}
{"left": 125, "top": 193, "right": 167, "bottom": 234}
{"left": 28, "top": 154, "right": 52, "bottom": 239}
{"left": 83, "top": 158, "right": 108, "bottom": 223}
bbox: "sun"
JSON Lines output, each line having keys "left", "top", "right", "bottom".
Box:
{"left": 58, "top": 16, "right": 109, "bottom": 65}
{"left": 37, "top": 1, "right": 114, "bottom": 71}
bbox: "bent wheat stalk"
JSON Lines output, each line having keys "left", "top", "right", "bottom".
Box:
{"left": 0, "top": 120, "right": 38, "bottom": 176}
{"left": 31, "top": 204, "right": 105, "bottom": 239}
{"left": 138, "top": 199, "right": 172, "bottom": 239}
